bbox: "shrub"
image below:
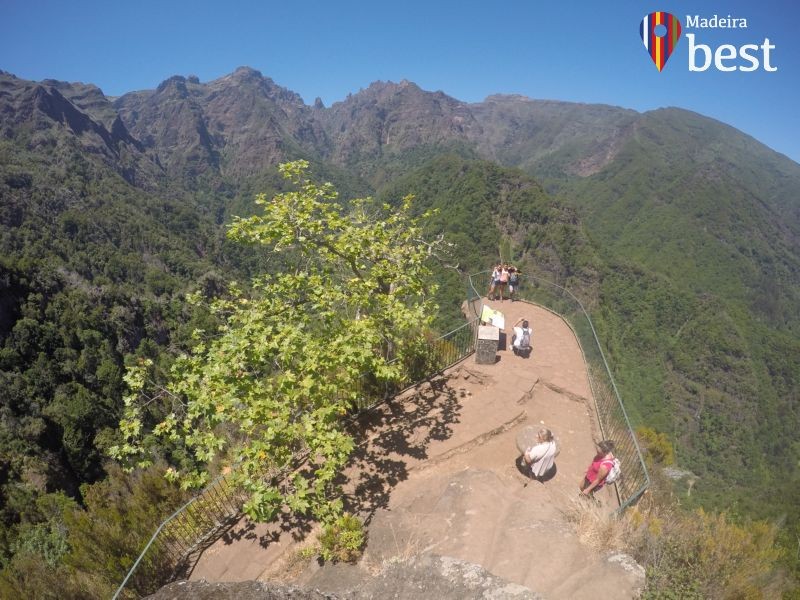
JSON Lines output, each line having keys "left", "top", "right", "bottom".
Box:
{"left": 627, "top": 502, "right": 789, "bottom": 598}
{"left": 636, "top": 427, "right": 675, "bottom": 467}
{"left": 319, "top": 513, "right": 365, "bottom": 563}
{"left": 566, "top": 493, "right": 793, "bottom": 597}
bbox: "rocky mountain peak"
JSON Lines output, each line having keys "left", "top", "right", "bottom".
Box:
{"left": 208, "top": 67, "right": 306, "bottom": 107}
{"left": 231, "top": 65, "right": 264, "bottom": 80}
{"left": 155, "top": 75, "right": 190, "bottom": 97}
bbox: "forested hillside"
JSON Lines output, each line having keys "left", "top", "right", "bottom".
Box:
{"left": 1, "top": 67, "right": 799, "bottom": 594}
{"left": 557, "top": 108, "right": 800, "bottom": 524}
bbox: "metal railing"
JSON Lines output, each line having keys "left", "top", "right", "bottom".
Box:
{"left": 353, "top": 319, "right": 479, "bottom": 410}
{"left": 112, "top": 471, "right": 246, "bottom": 599}
{"left": 468, "top": 271, "right": 650, "bottom": 511}
{"left": 113, "top": 318, "right": 479, "bottom": 599}
{"left": 116, "top": 269, "right": 646, "bottom": 597}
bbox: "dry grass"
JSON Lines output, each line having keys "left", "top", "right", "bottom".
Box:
{"left": 561, "top": 496, "right": 634, "bottom": 554}
{"left": 361, "top": 520, "right": 424, "bottom": 576}
{"left": 563, "top": 493, "right": 795, "bottom": 598}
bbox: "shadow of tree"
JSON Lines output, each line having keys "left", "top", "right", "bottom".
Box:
{"left": 339, "top": 373, "right": 463, "bottom": 525}
{"left": 177, "top": 370, "right": 467, "bottom": 579}
{"left": 221, "top": 520, "right": 256, "bottom": 543}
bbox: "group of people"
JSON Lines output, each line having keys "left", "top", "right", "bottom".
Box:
{"left": 488, "top": 263, "right": 520, "bottom": 302}
{"left": 485, "top": 259, "right": 618, "bottom": 496}
{"left": 521, "top": 434, "right": 618, "bottom": 497}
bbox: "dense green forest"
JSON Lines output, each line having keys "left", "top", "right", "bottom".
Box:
{"left": 0, "top": 138, "right": 231, "bottom": 577}
{"left": 1, "top": 69, "right": 799, "bottom": 596}
{"left": 555, "top": 110, "right": 800, "bottom": 529}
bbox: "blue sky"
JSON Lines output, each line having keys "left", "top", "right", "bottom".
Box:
{"left": 2, "top": 0, "right": 798, "bottom": 162}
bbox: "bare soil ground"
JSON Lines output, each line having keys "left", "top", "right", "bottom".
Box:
{"left": 187, "top": 299, "right": 644, "bottom": 598}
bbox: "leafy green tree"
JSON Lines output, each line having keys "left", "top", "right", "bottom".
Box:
{"left": 113, "top": 160, "right": 441, "bottom": 525}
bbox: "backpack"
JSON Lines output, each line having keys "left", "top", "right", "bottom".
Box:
{"left": 604, "top": 458, "right": 622, "bottom": 484}
{"left": 520, "top": 329, "right": 531, "bottom": 348}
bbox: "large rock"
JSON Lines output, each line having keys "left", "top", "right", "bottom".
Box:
{"left": 147, "top": 555, "right": 541, "bottom": 599}
{"left": 301, "top": 554, "right": 542, "bottom": 599}
{"left": 145, "top": 580, "right": 336, "bottom": 600}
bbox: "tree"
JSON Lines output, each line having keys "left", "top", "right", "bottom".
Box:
{"left": 112, "top": 160, "right": 441, "bottom": 524}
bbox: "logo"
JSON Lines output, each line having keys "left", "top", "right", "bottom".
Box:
{"left": 639, "top": 13, "right": 778, "bottom": 73}
{"left": 639, "top": 12, "right": 682, "bottom": 71}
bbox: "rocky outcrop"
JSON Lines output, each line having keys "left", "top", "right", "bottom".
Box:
{"left": 1, "top": 68, "right": 648, "bottom": 189}
{"left": 318, "top": 80, "right": 482, "bottom": 167}
{"left": 0, "top": 71, "right": 159, "bottom": 187}
{"left": 113, "top": 67, "right": 330, "bottom": 180}
{"left": 147, "top": 555, "right": 542, "bottom": 600}
{"left": 146, "top": 580, "right": 336, "bottom": 599}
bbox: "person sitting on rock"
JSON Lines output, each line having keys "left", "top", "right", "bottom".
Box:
{"left": 523, "top": 428, "right": 559, "bottom": 481}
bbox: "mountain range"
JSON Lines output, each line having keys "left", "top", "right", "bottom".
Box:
{"left": 1, "top": 65, "right": 799, "bottom": 577}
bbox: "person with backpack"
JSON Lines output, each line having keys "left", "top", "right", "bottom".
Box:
{"left": 511, "top": 317, "right": 532, "bottom": 357}
{"left": 579, "top": 440, "right": 617, "bottom": 497}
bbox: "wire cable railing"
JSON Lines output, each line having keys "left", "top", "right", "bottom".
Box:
{"left": 112, "top": 318, "right": 479, "bottom": 599}
{"left": 468, "top": 270, "right": 650, "bottom": 511}
{"left": 115, "top": 271, "right": 646, "bottom": 597}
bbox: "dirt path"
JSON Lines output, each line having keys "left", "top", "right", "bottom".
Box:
{"left": 188, "top": 300, "right": 643, "bottom": 598}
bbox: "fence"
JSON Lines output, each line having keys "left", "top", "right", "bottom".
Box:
{"left": 353, "top": 318, "right": 479, "bottom": 410}
{"left": 113, "top": 318, "right": 479, "bottom": 599}
{"left": 467, "top": 271, "right": 650, "bottom": 510}
{"left": 112, "top": 471, "right": 246, "bottom": 599}
{"left": 116, "top": 270, "right": 647, "bottom": 597}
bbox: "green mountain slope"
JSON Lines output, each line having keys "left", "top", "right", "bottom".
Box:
{"left": 0, "top": 122, "right": 232, "bottom": 550}
{"left": 1, "top": 68, "right": 799, "bottom": 588}
{"left": 569, "top": 108, "right": 800, "bottom": 321}
{"left": 555, "top": 108, "right": 800, "bottom": 522}
{"left": 375, "top": 155, "right": 599, "bottom": 328}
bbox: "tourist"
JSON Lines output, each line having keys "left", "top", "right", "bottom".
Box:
{"left": 579, "top": 440, "right": 616, "bottom": 497}
{"left": 497, "top": 264, "right": 509, "bottom": 301}
{"left": 522, "top": 428, "right": 559, "bottom": 481}
{"left": 508, "top": 265, "right": 519, "bottom": 301}
{"left": 488, "top": 264, "right": 501, "bottom": 300}
{"left": 511, "top": 317, "right": 532, "bottom": 357}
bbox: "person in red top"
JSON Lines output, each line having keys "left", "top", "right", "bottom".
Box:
{"left": 579, "top": 440, "right": 615, "bottom": 497}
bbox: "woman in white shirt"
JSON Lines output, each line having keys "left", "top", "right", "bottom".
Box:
{"left": 523, "top": 428, "right": 558, "bottom": 480}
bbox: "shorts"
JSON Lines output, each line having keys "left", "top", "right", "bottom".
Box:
{"left": 581, "top": 477, "right": 603, "bottom": 494}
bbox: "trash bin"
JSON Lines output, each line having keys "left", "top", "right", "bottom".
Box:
{"left": 476, "top": 325, "right": 500, "bottom": 364}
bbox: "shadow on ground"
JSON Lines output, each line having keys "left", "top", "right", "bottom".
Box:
{"left": 341, "top": 374, "right": 463, "bottom": 525}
